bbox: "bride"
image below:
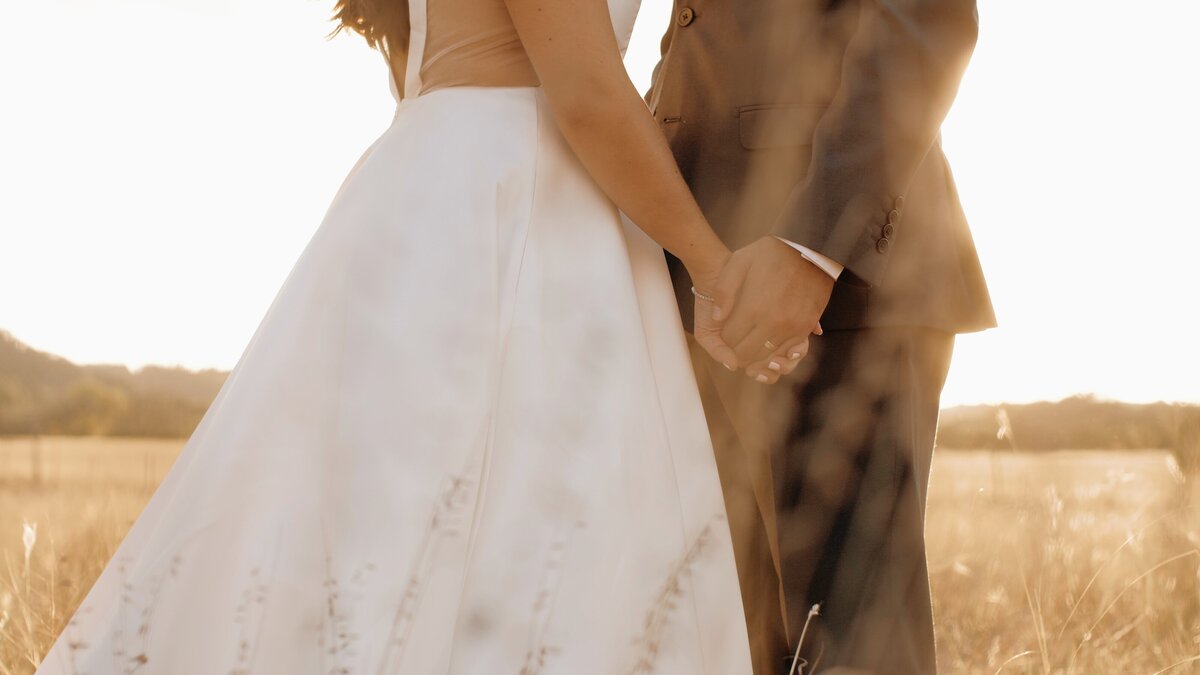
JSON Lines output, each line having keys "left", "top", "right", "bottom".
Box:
{"left": 33, "top": 0, "right": 804, "bottom": 672}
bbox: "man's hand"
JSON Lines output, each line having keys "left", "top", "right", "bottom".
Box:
{"left": 710, "top": 236, "right": 836, "bottom": 384}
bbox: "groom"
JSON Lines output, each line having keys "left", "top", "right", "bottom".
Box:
{"left": 647, "top": 1, "right": 996, "bottom": 673}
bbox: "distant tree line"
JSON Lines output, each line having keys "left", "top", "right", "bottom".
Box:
{"left": 0, "top": 330, "right": 225, "bottom": 438}
{"left": 2, "top": 330, "right": 1198, "bottom": 451}
{"left": 936, "top": 396, "right": 1200, "bottom": 452}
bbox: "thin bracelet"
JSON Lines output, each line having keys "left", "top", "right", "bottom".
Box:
{"left": 691, "top": 285, "right": 716, "bottom": 303}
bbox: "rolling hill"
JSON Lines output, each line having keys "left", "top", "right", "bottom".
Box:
{"left": 0, "top": 330, "right": 226, "bottom": 437}
{"left": 1, "top": 329, "right": 1196, "bottom": 449}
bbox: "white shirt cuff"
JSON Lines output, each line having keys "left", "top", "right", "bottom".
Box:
{"left": 774, "top": 236, "right": 844, "bottom": 280}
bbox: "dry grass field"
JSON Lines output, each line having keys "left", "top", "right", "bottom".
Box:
{"left": 1, "top": 437, "right": 1197, "bottom": 674}
{"left": 927, "top": 450, "right": 1198, "bottom": 674}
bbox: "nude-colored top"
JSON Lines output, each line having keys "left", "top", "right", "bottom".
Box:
{"left": 408, "top": 0, "right": 540, "bottom": 95}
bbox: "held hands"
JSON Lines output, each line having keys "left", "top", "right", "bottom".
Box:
{"left": 690, "top": 236, "right": 835, "bottom": 384}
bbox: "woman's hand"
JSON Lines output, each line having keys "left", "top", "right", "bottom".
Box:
{"left": 685, "top": 249, "right": 741, "bottom": 372}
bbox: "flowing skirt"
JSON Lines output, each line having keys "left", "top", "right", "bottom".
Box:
{"left": 35, "top": 86, "right": 753, "bottom": 675}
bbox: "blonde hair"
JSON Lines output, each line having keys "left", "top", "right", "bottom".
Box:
{"left": 329, "top": 0, "right": 410, "bottom": 61}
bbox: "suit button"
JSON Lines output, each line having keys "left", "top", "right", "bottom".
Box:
{"left": 887, "top": 209, "right": 901, "bottom": 225}
{"left": 876, "top": 237, "right": 891, "bottom": 253}
{"left": 894, "top": 195, "right": 905, "bottom": 210}
{"left": 677, "top": 7, "right": 695, "bottom": 26}
{"left": 882, "top": 223, "right": 895, "bottom": 238}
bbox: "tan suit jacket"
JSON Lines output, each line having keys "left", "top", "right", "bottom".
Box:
{"left": 646, "top": 0, "right": 996, "bottom": 334}
{"left": 646, "top": 3, "right": 995, "bottom": 672}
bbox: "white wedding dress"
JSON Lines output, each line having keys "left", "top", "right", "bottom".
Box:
{"left": 35, "top": 0, "right": 753, "bottom": 673}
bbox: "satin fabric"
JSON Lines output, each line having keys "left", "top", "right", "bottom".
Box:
{"left": 34, "top": 0, "right": 753, "bottom": 673}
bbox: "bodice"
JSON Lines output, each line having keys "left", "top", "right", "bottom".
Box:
{"left": 388, "top": 0, "right": 642, "bottom": 102}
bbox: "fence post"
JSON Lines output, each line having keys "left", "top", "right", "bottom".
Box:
{"left": 30, "top": 434, "right": 43, "bottom": 486}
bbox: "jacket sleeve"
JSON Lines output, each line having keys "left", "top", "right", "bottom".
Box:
{"left": 770, "top": 0, "right": 979, "bottom": 287}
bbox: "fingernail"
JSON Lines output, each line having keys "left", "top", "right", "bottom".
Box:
{"left": 790, "top": 351, "right": 803, "bottom": 360}
{"left": 724, "top": 362, "right": 737, "bottom": 371}
{"left": 768, "top": 361, "right": 782, "bottom": 372}
{"left": 755, "top": 373, "right": 769, "bottom": 383}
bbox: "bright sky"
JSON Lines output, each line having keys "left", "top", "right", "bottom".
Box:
{"left": 1, "top": 0, "right": 1197, "bottom": 407}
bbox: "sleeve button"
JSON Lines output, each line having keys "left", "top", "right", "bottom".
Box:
{"left": 876, "top": 237, "right": 891, "bottom": 253}
{"left": 677, "top": 7, "right": 695, "bottom": 25}
{"left": 887, "top": 209, "right": 901, "bottom": 225}
{"left": 882, "top": 223, "right": 895, "bottom": 238}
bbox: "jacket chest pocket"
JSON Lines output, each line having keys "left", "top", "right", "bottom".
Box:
{"left": 737, "top": 103, "right": 827, "bottom": 150}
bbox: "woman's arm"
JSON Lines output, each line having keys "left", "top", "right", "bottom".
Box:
{"left": 502, "top": 0, "right": 728, "bottom": 289}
